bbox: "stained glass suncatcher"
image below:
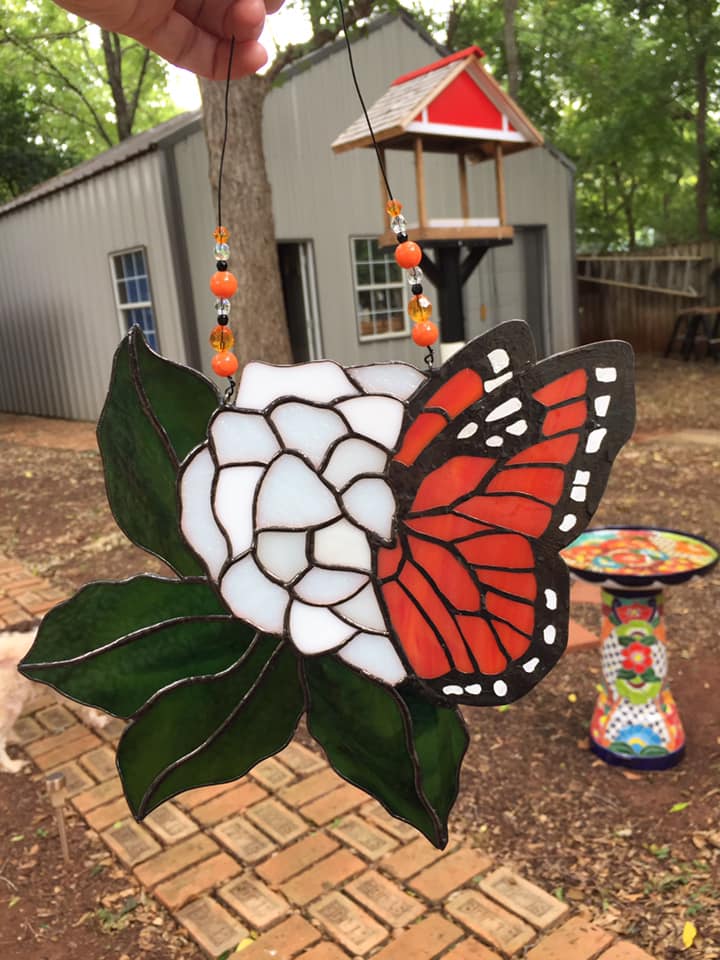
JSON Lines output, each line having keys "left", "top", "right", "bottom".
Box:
{"left": 20, "top": 321, "right": 635, "bottom": 846}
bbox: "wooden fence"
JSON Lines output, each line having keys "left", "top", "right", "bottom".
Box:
{"left": 577, "top": 242, "right": 720, "bottom": 353}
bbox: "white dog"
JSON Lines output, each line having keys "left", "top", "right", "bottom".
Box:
{"left": 0, "top": 629, "right": 109, "bottom": 773}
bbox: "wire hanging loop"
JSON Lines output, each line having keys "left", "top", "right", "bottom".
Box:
{"left": 223, "top": 377, "right": 237, "bottom": 405}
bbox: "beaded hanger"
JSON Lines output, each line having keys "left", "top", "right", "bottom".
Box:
{"left": 206, "top": 2, "right": 439, "bottom": 402}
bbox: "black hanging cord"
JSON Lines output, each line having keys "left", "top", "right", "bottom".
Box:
{"left": 217, "top": 36, "right": 236, "bottom": 229}
{"left": 336, "top": 0, "right": 394, "bottom": 202}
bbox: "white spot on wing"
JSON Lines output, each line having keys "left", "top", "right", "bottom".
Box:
{"left": 559, "top": 514, "right": 577, "bottom": 532}
{"left": 543, "top": 625, "right": 556, "bottom": 645}
{"left": 570, "top": 485, "right": 587, "bottom": 502}
{"left": 488, "top": 348, "right": 510, "bottom": 374}
{"left": 465, "top": 683, "right": 482, "bottom": 695}
{"left": 506, "top": 419, "right": 528, "bottom": 436}
{"left": 594, "top": 395, "right": 611, "bottom": 417}
{"left": 523, "top": 657, "right": 539, "bottom": 673}
{"left": 574, "top": 469, "right": 590, "bottom": 486}
{"left": 443, "top": 684, "right": 463, "bottom": 696}
{"left": 586, "top": 428, "right": 607, "bottom": 453}
{"left": 486, "top": 436, "right": 503, "bottom": 447}
{"left": 493, "top": 680, "right": 508, "bottom": 697}
{"left": 486, "top": 397, "right": 522, "bottom": 422}
{"left": 485, "top": 371, "right": 512, "bottom": 392}
{"left": 457, "top": 422, "right": 478, "bottom": 439}
{"left": 596, "top": 367, "right": 617, "bottom": 383}
{"left": 544, "top": 588, "right": 557, "bottom": 610}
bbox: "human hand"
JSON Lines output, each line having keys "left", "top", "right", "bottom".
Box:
{"left": 51, "top": 0, "right": 286, "bottom": 79}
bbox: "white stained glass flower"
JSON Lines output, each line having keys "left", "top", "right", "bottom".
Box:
{"left": 179, "top": 359, "right": 426, "bottom": 686}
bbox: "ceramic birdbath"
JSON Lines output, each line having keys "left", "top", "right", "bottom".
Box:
{"left": 562, "top": 526, "right": 718, "bottom": 770}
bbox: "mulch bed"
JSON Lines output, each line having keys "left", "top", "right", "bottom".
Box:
{"left": 0, "top": 354, "right": 718, "bottom": 959}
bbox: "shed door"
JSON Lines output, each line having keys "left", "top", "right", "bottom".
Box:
{"left": 467, "top": 226, "right": 550, "bottom": 355}
{"left": 277, "top": 241, "right": 323, "bottom": 362}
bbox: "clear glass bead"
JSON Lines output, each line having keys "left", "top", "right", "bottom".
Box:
{"left": 407, "top": 266, "right": 423, "bottom": 285}
{"left": 214, "top": 242, "right": 230, "bottom": 260}
{"left": 215, "top": 298, "right": 231, "bottom": 315}
{"left": 391, "top": 215, "right": 408, "bottom": 235}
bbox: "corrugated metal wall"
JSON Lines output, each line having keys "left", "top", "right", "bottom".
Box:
{"left": 0, "top": 153, "right": 188, "bottom": 420}
{"left": 178, "top": 18, "right": 576, "bottom": 373}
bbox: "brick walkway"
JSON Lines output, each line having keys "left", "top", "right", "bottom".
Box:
{"left": 2, "top": 551, "right": 657, "bottom": 959}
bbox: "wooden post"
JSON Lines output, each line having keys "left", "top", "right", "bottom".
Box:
{"left": 414, "top": 137, "right": 428, "bottom": 227}
{"left": 494, "top": 143, "right": 507, "bottom": 226}
{"left": 458, "top": 153, "right": 470, "bottom": 220}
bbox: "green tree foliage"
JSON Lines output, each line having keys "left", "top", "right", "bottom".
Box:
{"left": 437, "top": 0, "right": 719, "bottom": 249}
{"left": 0, "top": 1, "right": 177, "bottom": 199}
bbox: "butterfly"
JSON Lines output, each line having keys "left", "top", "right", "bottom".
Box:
{"left": 375, "top": 320, "right": 635, "bottom": 706}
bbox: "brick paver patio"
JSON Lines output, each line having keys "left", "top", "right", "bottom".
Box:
{"left": 2, "top": 547, "right": 656, "bottom": 960}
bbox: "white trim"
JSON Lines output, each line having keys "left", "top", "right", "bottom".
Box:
{"left": 109, "top": 246, "right": 159, "bottom": 349}
{"left": 502, "top": 114, "right": 509, "bottom": 132}
{"left": 298, "top": 242, "right": 323, "bottom": 360}
{"left": 350, "top": 236, "right": 410, "bottom": 343}
{"left": 406, "top": 120, "right": 526, "bottom": 143}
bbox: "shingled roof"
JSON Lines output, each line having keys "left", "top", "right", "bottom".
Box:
{"left": 332, "top": 46, "right": 543, "bottom": 157}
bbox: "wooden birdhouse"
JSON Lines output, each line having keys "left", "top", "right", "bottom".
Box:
{"left": 332, "top": 46, "right": 544, "bottom": 246}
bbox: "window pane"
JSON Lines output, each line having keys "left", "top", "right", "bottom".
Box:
{"left": 133, "top": 250, "right": 146, "bottom": 276}
{"left": 126, "top": 279, "right": 139, "bottom": 303}
{"left": 356, "top": 263, "right": 371, "bottom": 285}
{"left": 136, "top": 276, "right": 149, "bottom": 301}
{"left": 116, "top": 279, "right": 129, "bottom": 304}
{"left": 351, "top": 237, "right": 408, "bottom": 341}
{"left": 126, "top": 306, "right": 158, "bottom": 350}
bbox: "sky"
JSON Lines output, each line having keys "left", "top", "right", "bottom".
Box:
{"left": 167, "top": 0, "right": 453, "bottom": 111}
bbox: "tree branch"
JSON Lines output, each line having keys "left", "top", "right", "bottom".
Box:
{"left": 266, "top": 0, "right": 375, "bottom": 82}
{"left": 128, "top": 47, "right": 152, "bottom": 131}
{"left": 3, "top": 28, "right": 113, "bottom": 146}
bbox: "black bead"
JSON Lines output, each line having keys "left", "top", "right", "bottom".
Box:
{"left": 397, "top": 232, "right": 409, "bottom": 243}
{"left": 217, "top": 314, "right": 229, "bottom": 325}
{"left": 411, "top": 283, "right": 423, "bottom": 295}
{"left": 216, "top": 260, "right": 228, "bottom": 271}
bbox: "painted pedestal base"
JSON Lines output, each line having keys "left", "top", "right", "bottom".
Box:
{"left": 590, "top": 590, "right": 685, "bottom": 770}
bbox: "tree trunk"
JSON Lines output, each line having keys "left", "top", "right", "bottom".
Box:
{"left": 200, "top": 75, "right": 292, "bottom": 369}
{"left": 101, "top": 30, "right": 132, "bottom": 140}
{"left": 695, "top": 48, "right": 709, "bottom": 240}
{"left": 502, "top": 0, "right": 521, "bottom": 99}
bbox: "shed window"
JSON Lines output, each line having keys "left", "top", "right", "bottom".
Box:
{"left": 351, "top": 237, "right": 409, "bottom": 341}
{"left": 110, "top": 248, "right": 158, "bottom": 350}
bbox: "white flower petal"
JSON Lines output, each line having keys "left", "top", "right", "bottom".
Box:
{"left": 338, "top": 634, "right": 406, "bottom": 685}
{"left": 347, "top": 362, "right": 425, "bottom": 400}
{"left": 220, "top": 555, "right": 287, "bottom": 633}
{"left": 256, "top": 530, "right": 308, "bottom": 583}
{"left": 334, "top": 584, "right": 387, "bottom": 632}
{"left": 313, "top": 519, "right": 372, "bottom": 571}
{"left": 214, "top": 465, "right": 264, "bottom": 557}
{"left": 336, "top": 396, "right": 405, "bottom": 450}
{"left": 211, "top": 411, "right": 279, "bottom": 465}
{"left": 295, "top": 568, "right": 367, "bottom": 605}
{"left": 288, "top": 601, "right": 357, "bottom": 654}
{"left": 342, "top": 477, "right": 395, "bottom": 540}
{"left": 255, "top": 454, "right": 340, "bottom": 529}
{"left": 235, "top": 360, "right": 358, "bottom": 410}
{"left": 179, "top": 447, "right": 227, "bottom": 579}
{"left": 322, "top": 437, "right": 388, "bottom": 490}
{"left": 271, "top": 403, "right": 347, "bottom": 466}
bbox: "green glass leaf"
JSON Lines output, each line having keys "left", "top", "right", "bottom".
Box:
{"left": 398, "top": 683, "right": 468, "bottom": 829}
{"left": 19, "top": 576, "right": 249, "bottom": 718}
{"left": 118, "top": 637, "right": 304, "bottom": 816}
{"left": 302, "top": 656, "right": 467, "bottom": 848}
{"left": 97, "top": 327, "right": 217, "bottom": 575}
{"left": 640, "top": 745, "right": 669, "bottom": 757}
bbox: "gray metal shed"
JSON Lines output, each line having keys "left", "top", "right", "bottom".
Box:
{"left": 0, "top": 11, "right": 576, "bottom": 421}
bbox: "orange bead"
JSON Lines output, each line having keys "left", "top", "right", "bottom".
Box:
{"left": 213, "top": 226, "right": 230, "bottom": 243}
{"left": 212, "top": 350, "right": 239, "bottom": 376}
{"left": 395, "top": 241, "right": 422, "bottom": 269}
{"left": 408, "top": 295, "right": 433, "bottom": 323}
{"left": 210, "top": 271, "right": 238, "bottom": 298}
{"left": 209, "top": 324, "right": 235, "bottom": 352}
{"left": 385, "top": 198, "right": 403, "bottom": 217}
{"left": 412, "top": 321, "right": 439, "bottom": 347}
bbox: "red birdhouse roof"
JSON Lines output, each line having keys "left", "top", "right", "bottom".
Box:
{"left": 332, "top": 46, "right": 543, "bottom": 157}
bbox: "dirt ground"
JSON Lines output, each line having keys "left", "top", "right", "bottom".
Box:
{"left": 0, "top": 355, "right": 718, "bottom": 959}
